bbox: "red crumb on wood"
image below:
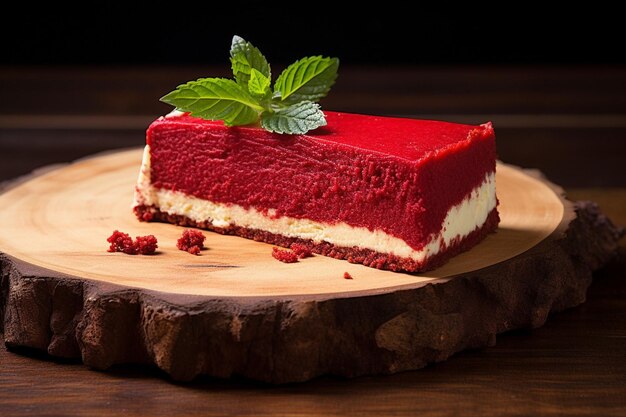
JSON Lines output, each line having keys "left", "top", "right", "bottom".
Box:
{"left": 343, "top": 272, "right": 353, "bottom": 280}
{"left": 177, "top": 229, "right": 206, "bottom": 255}
{"left": 107, "top": 231, "right": 158, "bottom": 255}
{"left": 107, "top": 230, "right": 137, "bottom": 255}
{"left": 272, "top": 247, "right": 299, "bottom": 263}
{"left": 135, "top": 235, "right": 158, "bottom": 255}
{"left": 290, "top": 243, "right": 313, "bottom": 258}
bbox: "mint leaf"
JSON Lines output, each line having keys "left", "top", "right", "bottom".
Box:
{"left": 160, "top": 78, "right": 263, "bottom": 126}
{"left": 160, "top": 36, "right": 339, "bottom": 133}
{"left": 230, "top": 35, "right": 271, "bottom": 88}
{"left": 248, "top": 68, "right": 271, "bottom": 100}
{"left": 273, "top": 56, "right": 339, "bottom": 105}
{"left": 261, "top": 101, "right": 326, "bottom": 134}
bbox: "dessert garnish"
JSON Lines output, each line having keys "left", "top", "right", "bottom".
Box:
{"left": 160, "top": 35, "right": 339, "bottom": 135}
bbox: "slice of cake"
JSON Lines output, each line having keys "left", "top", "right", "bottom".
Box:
{"left": 133, "top": 111, "right": 498, "bottom": 272}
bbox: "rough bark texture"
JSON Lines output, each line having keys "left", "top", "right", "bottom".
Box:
{"left": 0, "top": 200, "right": 623, "bottom": 383}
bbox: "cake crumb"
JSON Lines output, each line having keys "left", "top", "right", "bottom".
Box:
{"left": 290, "top": 243, "right": 313, "bottom": 258}
{"left": 135, "top": 235, "right": 158, "bottom": 255}
{"left": 272, "top": 247, "right": 299, "bottom": 263}
{"left": 106, "top": 230, "right": 158, "bottom": 255}
{"left": 343, "top": 272, "right": 353, "bottom": 280}
{"left": 188, "top": 245, "right": 201, "bottom": 256}
{"left": 107, "top": 230, "right": 136, "bottom": 254}
{"left": 177, "top": 229, "right": 206, "bottom": 255}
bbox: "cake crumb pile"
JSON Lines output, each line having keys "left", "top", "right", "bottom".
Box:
{"left": 107, "top": 230, "right": 158, "bottom": 255}
{"left": 272, "top": 247, "right": 299, "bottom": 263}
{"left": 177, "top": 229, "right": 206, "bottom": 255}
{"left": 135, "top": 235, "right": 158, "bottom": 255}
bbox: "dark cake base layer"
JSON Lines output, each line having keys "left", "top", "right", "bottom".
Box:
{"left": 133, "top": 204, "right": 500, "bottom": 273}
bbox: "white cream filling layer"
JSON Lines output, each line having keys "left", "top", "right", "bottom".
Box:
{"left": 134, "top": 145, "right": 496, "bottom": 262}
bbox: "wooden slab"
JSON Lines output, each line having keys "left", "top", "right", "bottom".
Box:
{"left": 0, "top": 150, "right": 565, "bottom": 296}
{"left": 0, "top": 149, "right": 623, "bottom": 383}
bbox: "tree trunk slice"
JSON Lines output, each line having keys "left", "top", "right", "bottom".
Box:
{"left": 0, "top": 149, "right": 623, "bottom": 383}
{"left": 0, "top": 151, "right": 578, "bottom": 296}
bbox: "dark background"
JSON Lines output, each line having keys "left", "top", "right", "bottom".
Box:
{"left": 3, "top": 6, "right": 625, "bottom": 65}
{"left": 1, "top": 5, "right": 625, "bottom": 187}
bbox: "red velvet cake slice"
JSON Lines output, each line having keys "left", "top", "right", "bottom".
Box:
{"left": 133, "top": 111, "right": 498, "bottom": 272}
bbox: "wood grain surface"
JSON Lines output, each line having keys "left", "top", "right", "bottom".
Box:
{"left": 1, "top": 231, "right": 625, "bottom": 417}
{"left": 0, "top": 150, "right": 565, "bottom": 296}
{"left": 0, "top": 151, "right": 622, "bottom": 385}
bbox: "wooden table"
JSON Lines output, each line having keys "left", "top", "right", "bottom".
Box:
{"left": 1, "top": 66, "right": 625, "bottom": 416}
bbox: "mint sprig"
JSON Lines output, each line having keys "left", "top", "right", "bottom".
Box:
{"left": 230, "top": 35, "right": 271, "bottom": 89}
{"left": 273, "top": 56, "right": 339, "bottom": 105}
{"left": 160, "top": 78, "right": 262, "bottom": 126}
{"left": 261, "top": 101, "right": 327, "bottom": 134}
{"left": 248, "top": 68, "right": 271, "bottom": 100}
{"left": 160, "top": 35, "right": 339, "bottom": 135}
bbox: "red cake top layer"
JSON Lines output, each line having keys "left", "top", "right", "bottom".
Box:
{"left": 152, "top": 111, "right": 491, "bottom": 163}
{"left": 315, "top": 112, "right": 490, "bottom": 161}
{"left": 147, "top": 111, "right": 496, "bottom": 251}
